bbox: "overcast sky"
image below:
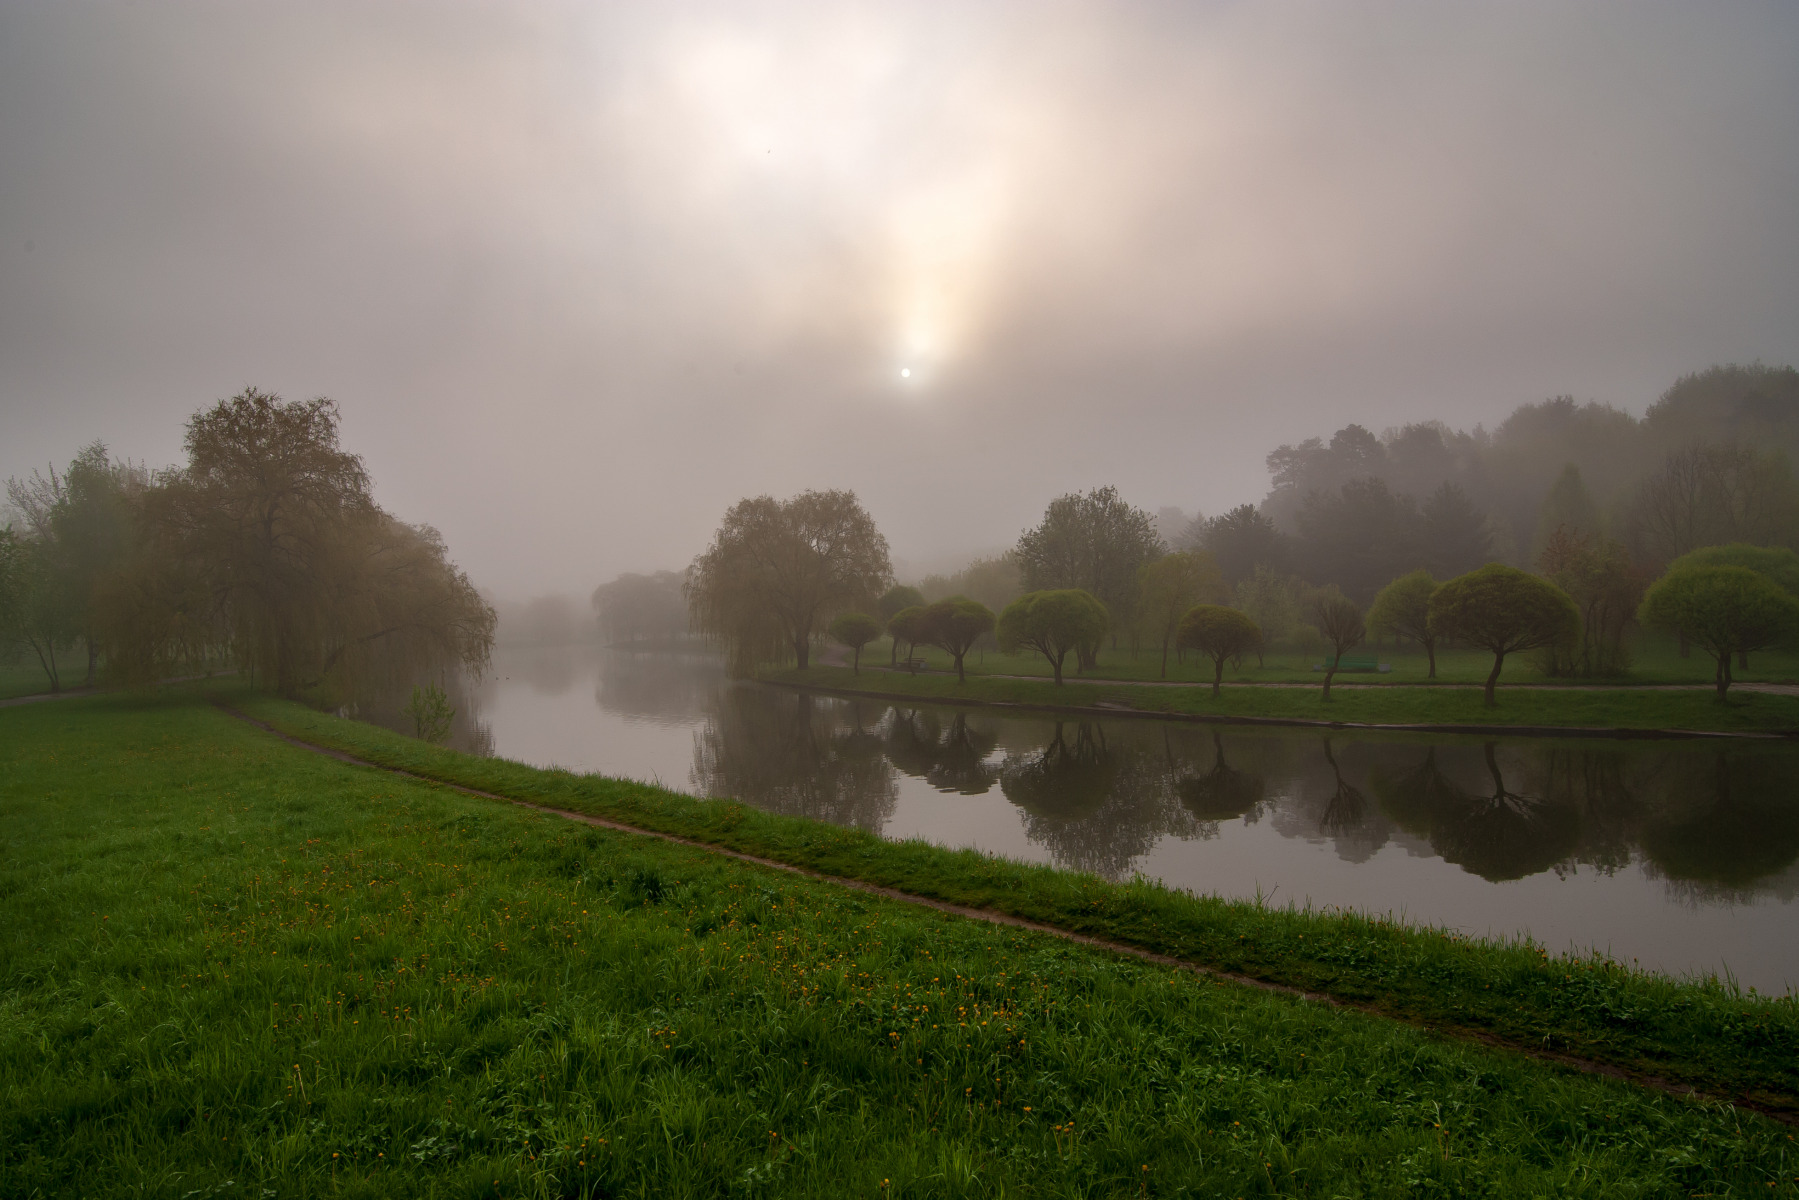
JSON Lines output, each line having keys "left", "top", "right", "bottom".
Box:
{"left": 3, "top": 1, "right": 1796, "bottom": 594}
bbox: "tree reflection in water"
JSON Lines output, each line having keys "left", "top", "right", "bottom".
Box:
{"left": 1175, "top": 731, "right": 1265, "bottom": 822}
{"left": 689, "top": 690, "right": 896, "bottom": 831}
{"left": 885, "top": 709, "right": 999, "bottom": 795}
{"left": 1639, "top": 750, "right": 1799, "bottom": 894}
{"left": 1317, "top": 739, "right": 1367, "bottom": 837}
{"left": 669, "top": 668, "right": 1799, "bottom": 894}
{"left": 998, "top": 723, "right": 1209, "bottom": 879}
{"left": 1372, "top": 744, "right": 1583, "bottom": 882}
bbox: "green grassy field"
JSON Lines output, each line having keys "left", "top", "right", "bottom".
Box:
{"left": 4, "top": 695, "right": 1799, "bottom": 1196}
{"left": 874, "top": 634, "right": 1799, "bottom": 688}
{"left": 777, "top": 662, "right": 1799, "bottom": 735}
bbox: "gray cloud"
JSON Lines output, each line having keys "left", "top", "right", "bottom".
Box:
{"left": 3, "top": 0, "right": 1796, "bottom": 592}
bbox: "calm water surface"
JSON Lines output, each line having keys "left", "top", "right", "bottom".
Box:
{"left": 401, "top": 646, "right": 1799, "bottom": 993}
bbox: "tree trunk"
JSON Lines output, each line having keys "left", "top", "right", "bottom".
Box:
{"left": 86, "top": 637, "right": 99, "bottom": 686}
{"left": 890, "top": 636, "right": 897, "bottom": 667}
{"left": 852, "top": 646, "right": 861, "bottom": 675}
{"left": 1483, "top": 650, "right": 1505, "bottom": 706}
{"left": 1715, "top": 652, "right": 1731, "bottom": 702}
{"left": 1424, "top": 638, "right": 1437, "bottom": 680}
{"left": 1211, "top": 657, "right": 1223, "bottom": 697}
{"left": 1051, "top": 651, "right": 1064, "bottom": 686}
{"left": 793, "top": 635, "right": 810, "bottom": 670}
{"left": 953, "top": 651, "right": 966, "bottom": 683}
{"left": 1160, "top": 635, "right": 1170, "bottom": 680}
{"left": 1322, "top": 665, "right": 1336, "bottom": 701}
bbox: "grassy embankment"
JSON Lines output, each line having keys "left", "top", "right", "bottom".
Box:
{"left": 223, "top": 690, "right": 1796, "bottom": 1098}
{"left": 874, "top": 634, "right": 1799, "bottom": 688}
{"left": 4, "top": 692, "right": 1798, "bottom": 1197}
{"left": 772, "top": 661, "right": 1799, "bottom": 735}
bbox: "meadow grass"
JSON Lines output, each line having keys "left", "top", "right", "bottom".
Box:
{"left": 4, "top": 692, "right": 1798, "bottom": 1198}
{"left": 879, "top": 635, "right": 1799, "bottom": 688}
{"left": 229, "top": 687, "right": 1799, "bottom": 1112}
{"left": 775, "top": 663, "right": 1799, "bottom": 735}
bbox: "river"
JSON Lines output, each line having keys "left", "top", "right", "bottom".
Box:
{"left": 369, "top": 645, "right": 1799, "bottom": 994}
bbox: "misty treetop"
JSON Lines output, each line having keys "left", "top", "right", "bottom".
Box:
{"left": 686, "top": 489, "right": 891, "bottom": 675}
{"left": 1, "top": 389, "right": 495, "bottom": 699}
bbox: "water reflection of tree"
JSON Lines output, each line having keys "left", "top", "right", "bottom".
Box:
{"left": 1000, "top": 723, "right": 1186, "bottom": 880}
{"left": 1370, "top": 744, "right": 1580, "bottom": 881}
{"left": 1639, "top": 750, "right": 1799, "bottom": 891}
{"left": 884, "top": 709, "right": 999, "bottom": 795}
{"left": 1317, "top": 739, "right": 1367, "bottom": 836}
{"left": 594, "top": 649, "right": 726, "bottom": 722}
{"left": 1175, "top": 732, "right": 1265, "bottom": 822}
{"left": 690, "top": 691, "right": 897, "bottom": 832}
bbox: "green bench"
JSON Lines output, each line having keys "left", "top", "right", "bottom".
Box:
{"left": 1313, "top": 654, "right": 1390, "bottom": 673}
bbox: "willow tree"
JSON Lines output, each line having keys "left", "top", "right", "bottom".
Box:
{"left": 106, "top": 389, "right": 494, "bottom": 696}
{"left": 687, "top": 489, "right": 891, "bottom": 675}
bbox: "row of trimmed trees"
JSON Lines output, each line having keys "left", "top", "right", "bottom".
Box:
{"left": 2, "top": 389, "right": 495, "bottom": 697}
{"left": 685, "top": 488, "right": 1799, "bottom": 704}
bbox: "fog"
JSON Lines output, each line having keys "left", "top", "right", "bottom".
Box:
{"left": 3, "top": 1, "right": 1796, "bottom": 597}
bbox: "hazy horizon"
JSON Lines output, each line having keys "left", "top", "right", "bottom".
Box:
{"left": 5, "top": 1, "right": 1797, "bottom": 597}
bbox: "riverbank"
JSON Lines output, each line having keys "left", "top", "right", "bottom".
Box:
{"left": 223, "top": 687, "right": 1799, "bottom": 1102}
{"left": 764, "top": 664, "right": 1799, "bottom": 737}
{"left": 5, "top": 690, "right": 1796, "bottom": 1196}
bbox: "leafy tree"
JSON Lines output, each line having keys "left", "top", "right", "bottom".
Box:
{"left": 0, "top": 525, "right": 78, "bottom": 691}
{"left": 878, "top": 585, "right": 925, "bottom": 621}
{"left": 1666, "top": 545, "right": 1799, "bottom": 665}
{"left": 1428, "top": 564, "right": 1579, "bottom": 706}
{"left": 919, "top": 596, "right": 996, "bottom": 683}
{"left": 1294, "top": 478, "right": 1421, "bottom": 604}
{"left": 112, "top": 390, "right": 494, "bottom": 696}
{"left": 1233, "top": 565, "right": 1310, "bottom": 663}
{"left": 1200, "top": 504, "right": 1286, "bottom": 588}
{"left": 996, "top": 589, "right": 1108, "bottom": 685}
{"left": 688, "top": 489, "right": 891, "bottom": 674}
{"left": 877, "top": 585, "right": 925, "bottom": 663}
{"left": 1175, "top": 605, "right": 1262, "bottom": 697}
{"left": 1419, "top": 482, "right": 1492, "bottom": 579}
{"left": 1638, "top": 565, "right": 1799, "bottom": 701}
{"left": 1013, "top": 486, "right": 1161, "bottom": 664}
{"left": 1668, "top": 543, "right": 1799, "bottom": 595}
{"left": 592, "top": 571, "right": 688, "bottom": 645}
{"left": 827, "top": 611, "right": 883, "bottom": 674}
{"left": 6, "top": 442, "right": 145, "bottom": 685}
{"left": 1627, "top": 444, "right": 1799, "bottom": 563}
{"left": 1532, "top": 465, "right": 1601, "bottom": 559}
{"left": 1311, "top": 586, "right": 1365, "bottom": 701}
{"left": 1367, "top": 569, "right": 1440, "bottom": 677}
{"left": 1137, "top": 550, "right": 1225, "bottom": 678}
{"left": 886, "top": 606, "right": 928, "bottom": 667}
{"left": 1537, "top": 527, "right": 1642, "bottom": 677}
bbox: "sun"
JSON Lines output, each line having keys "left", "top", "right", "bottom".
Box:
{"left": 900, "top": 367, "right": 911, "bottom": 378}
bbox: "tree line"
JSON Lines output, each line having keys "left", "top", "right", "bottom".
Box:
{"left": 685, "top": 446, "right": 1799, "bottom": 707}
{"left": 1, "top": 389, "right": 494, "bottom": 698}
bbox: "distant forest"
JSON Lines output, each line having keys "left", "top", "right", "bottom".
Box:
{"left": 1226, "top": 363, "right": 1799, "bottom": 603}
{"left": 585, "top": 363, "right": 1799, "bottom": 655}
